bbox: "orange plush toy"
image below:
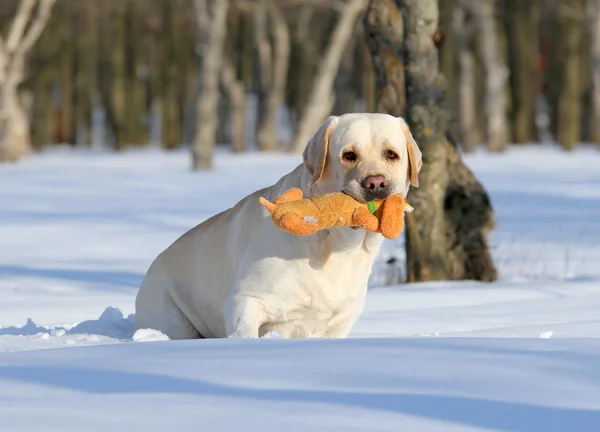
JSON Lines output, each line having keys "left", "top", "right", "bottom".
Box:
{"left": 258, "top": 188, "right": 413, "bottom": 240}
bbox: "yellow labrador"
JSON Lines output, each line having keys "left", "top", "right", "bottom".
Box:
{"left": 134, "top": 113, "right": 422, "bottom": 339}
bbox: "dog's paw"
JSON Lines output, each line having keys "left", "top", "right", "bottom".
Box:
{"left": 132, "top": 328, "right": 170, "bottom": 342}
{"left": 262, "top": 331, "right": 283, "bottom": 339}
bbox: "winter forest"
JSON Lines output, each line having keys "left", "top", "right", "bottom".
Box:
{"left": 1, "top": 1, "right": 600, "bottom": 431}
{"left": 1, "top": 0, "right": 600, "bottom": 164}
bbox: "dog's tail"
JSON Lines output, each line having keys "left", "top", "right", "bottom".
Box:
{"left": 258, "top": 197, "right": 277, "bottom": 214}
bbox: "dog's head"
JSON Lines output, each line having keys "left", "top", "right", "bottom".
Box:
{"left": 303, "top": 113, "right": 422, "bottom": 202}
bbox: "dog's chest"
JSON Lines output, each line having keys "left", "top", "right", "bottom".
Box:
{"left": 270, "top": 246, "right": 376, "bottom": 336}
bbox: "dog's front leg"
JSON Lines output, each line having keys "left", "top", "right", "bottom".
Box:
{"left": 224, "top": 294, "right": 266, "bottom": 338}
{"left": 325, "top": 300, "right": 365, "bottom": 338}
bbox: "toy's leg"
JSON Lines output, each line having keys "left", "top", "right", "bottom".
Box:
{"left": 352, "top": 207, "right": 380, "bottom": 232}
{"left": 380, "top": 195, "right": 405, "bottom": 239}
{"left": 280, "top": 212, "right": 319, "bottom": 236}
{"left": 273, "top": 187, "right": 303, "bottom": 205}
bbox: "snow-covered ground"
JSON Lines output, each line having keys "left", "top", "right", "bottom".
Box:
{"left": 1, "top": 144, "right": 599, "bottom": 430}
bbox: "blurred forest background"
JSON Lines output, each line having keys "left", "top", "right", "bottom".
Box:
{"left": 0, "top": 0, "right": 599, "bottom": 168}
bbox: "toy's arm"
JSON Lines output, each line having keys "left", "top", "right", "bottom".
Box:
{"left": 273, "top": 187, "right": 303, "bottom": 205}
{"left": 379, "top": 195, "right": 408, "bottom": 239}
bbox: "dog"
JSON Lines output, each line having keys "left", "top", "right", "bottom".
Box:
{"left": 134, "top": 113, "right": 422, "bottom": 339}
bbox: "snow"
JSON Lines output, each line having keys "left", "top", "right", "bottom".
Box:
{"left": 1, "top": 144, "right": 600, "bottom": 430}
{"left": 2, "top": 338, "right": 600, "bottom": 431}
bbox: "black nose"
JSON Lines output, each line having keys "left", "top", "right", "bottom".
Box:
{"left": 362, "top": 175, "right": 388, "bottom": 193}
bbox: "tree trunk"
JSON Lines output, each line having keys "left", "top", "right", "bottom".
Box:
{"left": 220, "top": 7, "right": 248, "bottom": 153}
{"left": 30, "top": 18, "right": 56, "bottom": 149}
{"left": 588, "top": 0, "right": 600, "bottom": 144}
{"left": 555, "top": 0, "right": 586, "bottom": 150}
{"left": 58, "top": 17, "right": 74, "bottom": 144}
{"left": 506, "top": 0, "right": 540, "bottom": 144}
{"left": 292, "top": 0, "right": 367, "bottom": 152}
{"left": 73, "top": 6, "right": 92, "bottom": 146}
{"left": 181, "top": 3, "right": 200, "bottom": 146}
{"left": 468, "top": 0, "right": 509, "bottom": 152}
{"left": 220, "top": 57, "right": 246, "bottom": 153}
{"left": 254, "top": 1, "right": 271, "bottom": 139}
{"left": 162, "top": 1, "right": 183, "bottom": 149}
{"left": 123, "top": 1, "right": 146, "bottom": 147}
{"left": 192, "top": 0, "right": 229, "bottom": 170}
{"left": 111, "top": 4, "right": 126, "bottom": 150}
{"left": 0, "top": 0, "right": 55, "bottom": 162}
{"left": 438, "top": 0, "right": 458, "bottom": 138}
{"left": 87, "top": 1, "right": 100, "bottom": 147}
{"left": 286, "top": 6, "right": 318, "bottom": 129}
{"left": 364, "top": 0, "right": 497, "bottom": 282}
{"left": 361, "top": 39, "right": 376, "bottom": 112}
{"left": 454, "top": 5, "right": 479, "bottom": 152}
{"left": 254, "top": 1, "right": 290, "bottom": 151}
{"left": 334, "top": 31, "right": 358, "bottom": 115}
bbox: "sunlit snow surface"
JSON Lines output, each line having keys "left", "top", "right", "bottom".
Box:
{"left": 1, "top": 145, "right": 599, "bottom": 431}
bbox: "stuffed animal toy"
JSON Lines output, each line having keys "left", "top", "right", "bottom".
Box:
{"left": 258, "top": 187, "right": 413, "bottom": 239}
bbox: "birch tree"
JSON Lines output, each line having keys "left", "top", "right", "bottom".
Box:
{"left": 467, "top": 0, "right": 510, "bottom": 152}
{"left": 0, "top": 0, "right": 55, "bottom": 162}
{"left": 220, "top": 57, "right": 247, "bottom": 153}
{"left": 454, "top": 4, "right": 480, "bottom": 152}
{"left": 254, "top": 0, "right": 290, "bottom": 151}
{"left": 193, "top": 0, "right": 229, "bottom": 170}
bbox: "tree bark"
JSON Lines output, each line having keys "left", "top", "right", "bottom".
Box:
{"left": 588, "top": 0, "right": 600, "bottom": 144}
{"left": 192, "top": 0, "right": 229, "bottom": 170}
{"left": 467, "top": 0, "right": 509, "bottom": 152}
{"left": 365, "top": 0, "right": 497, "bottom": 282}
{"left": 0, "top": 0, "right": 55, "bottom": 162}
{"left": 292, "top": 0, "right": 367, "bottom": 153}
{"left": 506, "top": 0, "right": 540, "bottom": 144}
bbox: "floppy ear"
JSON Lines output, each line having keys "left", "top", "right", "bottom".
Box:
{"left": 302, "top": 116, "right": 339, "bottom": 184}
{"left": 401, "top": 121, "right": 423, "bottom": 188}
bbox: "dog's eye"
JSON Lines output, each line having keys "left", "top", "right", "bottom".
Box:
{"left": 343, "top": 151, "right": 357, "bottom": 162}
{"left": 386, "top": 150, "right": 399, "bottom": 160}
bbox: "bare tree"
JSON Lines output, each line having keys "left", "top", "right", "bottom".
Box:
{"left": 221, "top": 57, "right": 246, "bottom": 153}
{"left": 553, "top": 0, "right": 586, "bottom": 150}
{"left": 365, "top": 0, "right": 497, "bottom": 282}
{"left": 507, "top": 0, "right": 540, "bottom": 144}
{"left": 0, "top": 0, "right": 55, "bottom": 162}
{"left": 588, "top": 0, "right": 600, "bottom": 144}
{"left": 193, "top": 0, "right": 230, "bottom": 170}
{"left": 466, "top": 0, "right": 509, "bottom": 152}
{"left": 292, "top": 0, "right": 367, "bottom": 152}
{"left": 454, "top": 4, "right": 480, "bottom": 152}
{"left": 254, "top": 1, "right": 290, "bottom": 151}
